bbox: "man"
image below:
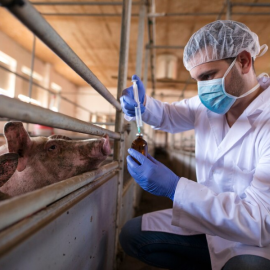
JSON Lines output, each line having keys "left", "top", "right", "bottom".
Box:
{"left": 119, "top": 20, "right": 270, "bottom": 270}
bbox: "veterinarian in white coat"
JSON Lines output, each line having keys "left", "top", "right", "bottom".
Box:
{"left": 119, "top": 20, "right": 270, "bottom": 270}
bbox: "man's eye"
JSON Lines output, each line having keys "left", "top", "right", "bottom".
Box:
{"left": 202, "top": 74, "right": 213, "bottom": 80}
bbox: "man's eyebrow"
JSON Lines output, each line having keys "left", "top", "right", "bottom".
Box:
{"left": 197, "top": 69, "right": 218, "bottom": 80}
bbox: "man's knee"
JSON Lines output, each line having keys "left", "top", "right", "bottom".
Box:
{"left": 223, "top": 255, "right": 270, "bottom": 270}
{"left": 119, "top": 216, "right": 142, "bottom": 257}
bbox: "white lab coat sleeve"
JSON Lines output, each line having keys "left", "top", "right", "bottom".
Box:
{"left": 124, "top": 95, "right": 201, "bottom": 133}
{"left": 172, "top": 149, "right": 270, "bottom": 247}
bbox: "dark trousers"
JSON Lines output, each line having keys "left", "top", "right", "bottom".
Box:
{"left": 119, "top": 216, "right": 270, "bottom": 270}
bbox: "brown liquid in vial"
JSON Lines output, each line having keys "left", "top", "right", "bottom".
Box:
{"left": 131, "top": 133, "right": 148, "bottom": 165}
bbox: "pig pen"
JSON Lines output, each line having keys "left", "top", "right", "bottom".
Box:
{"left": 0, "top": 0, "right": 152, "bottom": 269}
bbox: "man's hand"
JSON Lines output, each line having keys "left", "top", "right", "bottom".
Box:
{"left": 120, "top": 75, "right": 146, "bottom": 117}
{"left": 127, "top": 148, "right": 180, "bottom": 200}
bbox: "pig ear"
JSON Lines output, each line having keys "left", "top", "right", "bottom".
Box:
{"left": 4, "top": 122, "right": 31, "bottom": 172}
{"left": 49, "top": 135, "right": 72, "bottom": 140}
{"left": 0, "top": 153, "right": 18, "bottom": 187}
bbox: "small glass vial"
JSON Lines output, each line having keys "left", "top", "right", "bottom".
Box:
{"left": 131, "top": 133, "right": 148, "bottom": 165}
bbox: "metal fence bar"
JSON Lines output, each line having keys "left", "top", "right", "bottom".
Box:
{"left": 32, "top": 1, "right": 123, "bottom": 5}
{"left": 143, "top": 47, "right": 149, "bottom": 88}
{"left": 0, "top": 64, "right": 93, "bottom": 115}
{"left": 232, "top": 2, "right": 270, "bottom": 7}
{"left": 0, "top": 96, "right": 120, "bottom": 139}
{"left": 26, "top": 34, "right": 36, "bottom": 132}
{"left": 0, "top": 171, "right": 118, "bottom": 257}
{"left": 147, "top": 0, "right": 156, "bottom": 97}
{"left": 114, "top": 0, "right": 132, "bottom": 267}
{"left": 92, "top": 122, "right": 115, "bottom": 126}
{"left": 28, "top": 35, "right": 36, "bottom": 103}
{"left": 0, "top": 0, "right": 121, "bottom": 111}
{"left": 41, "top": 12, "right": 139, "bottom": 16}
{"left": 0, "top": 64, "right": 54, "bottom": 95}
{"left": 0, "top": 161, "right": 119, "bottom": 232}
{"left": 233, "top": 12, "right": 270, "bottom": 15}
{"left": 148, "top": 12, "right": 221, "bottom": 17}
{"left": 226, "top": 0, "right": 231, "bottom": 20}
{"left": 31, "top": 1, "right": 140, "bottom": 5}
{"left": 148, "top": 12, "right": 270, "bottom": 17}
{"left": 60, "top": 96, "right": 92, "bottom": 114}
{"left": 31, "top": 1, "right": 270, "bottom": 10}
{"left": 216, "top": 0, "right": 226, "bottom": 20}
{"left": 135, "top": 1, "right": 146, "bottom": 78}
{"left": 41, "top": 10, "right": 270, "bottom": 17}
{"left": 146, "top": 44, "right": 184, "bottom": 49}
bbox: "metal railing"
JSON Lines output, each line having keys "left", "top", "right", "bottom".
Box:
{"left": 0, "top": 161, "right": 118, "bottom": 232}
{"left": 0, "top": 64, "right": 94, "bottom": 116}
{"left": 113, "top": 0, "right": 132, "bottom": 265}
{"left": 36, "top": 0, "right": 270, "bottom": 18}
{"left": 0, "top": 96, "right": 120, "bottom": 139}
{"left": 4, "top": 0, "right": 264, "bottom": 264}
{"left": 30, "top": 1, "right": 140, "bottom": 5}
{"left": 0, "top": 0, "right": 126, "bottom": 222}
{"left": 0, "top": 171, "right": 118, "bottom": 257}
{"left": 0, "top": 0, "right": 121, "bottom": 111}
{"left": 0, "top": 0, "right": 135, "bottom": 266}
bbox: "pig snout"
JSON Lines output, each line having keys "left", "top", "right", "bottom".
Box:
{"left": 81, "top": 134, "right": 111, "bottom": 159}
{"left": 101, "top": 134, "right": 111, "bottom": 156}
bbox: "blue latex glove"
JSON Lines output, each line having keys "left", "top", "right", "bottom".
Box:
{"left": 120, "top": 74, "right": 146, "bottom": 117}
{"left": 127, "top": 148, "right": 180, "bottom": 200}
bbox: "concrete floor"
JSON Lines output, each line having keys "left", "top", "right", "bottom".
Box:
{"left": 118, "top": 149, "right": 173, "bottom": 270}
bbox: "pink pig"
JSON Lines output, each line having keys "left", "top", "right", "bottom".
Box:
{"left": 0, "top": 122, "right": 111, "bottom": 198}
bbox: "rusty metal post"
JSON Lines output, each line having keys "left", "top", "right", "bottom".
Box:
{"left": 143, "top": 47, "right": 149, "bottom": 89}
{"left": 135, "top": 0, "right": 146, "bottom": 78}
{"left": 26, "top": 34, "right": 36, "bottom": 132}
{"left": 226, "top": 0, "right": 231, "bottom": 20}
{"left": 28, "top": 34, "right": 36, "bottom": 103}
{"left": 30, "top": 1, "right": 141, "bottom": 5}
{"left": 113, "top": 0, "right": 132, "bottom": 267}
{"left": 133, "top": 0, "right": 146, "bottom": 219}
{"left": 147, "top": 0, "right": 156, "bottom": 97}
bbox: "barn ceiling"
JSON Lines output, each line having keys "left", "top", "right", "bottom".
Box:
{"left": 0, "top": 0, "right": 270, "bottom": 92}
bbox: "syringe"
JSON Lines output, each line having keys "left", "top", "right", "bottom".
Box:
{"left": 132, "top": 79, "right": 143, "bottom": 134}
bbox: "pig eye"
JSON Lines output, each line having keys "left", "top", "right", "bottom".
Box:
{"left": 48, "top": 145, "right": 57, "bottom": 151}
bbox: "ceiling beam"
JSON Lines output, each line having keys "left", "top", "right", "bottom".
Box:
{"left": 146, "top": 45, "right": 184, "bottom": 49}
{"left": 31, "top": 1, "right": 140, "bottom": 5}
{"left": 40, "top": 11, "right": 270, "bottom": 17}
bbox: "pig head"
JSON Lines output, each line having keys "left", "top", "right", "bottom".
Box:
{"left": 0, "top": 122, "right": 111, "bottom": 197}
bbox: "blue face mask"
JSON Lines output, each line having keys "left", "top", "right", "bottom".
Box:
{"left": 198, "top": 58, "right": 261, "bottom": 115}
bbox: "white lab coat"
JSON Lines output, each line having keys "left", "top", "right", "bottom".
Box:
{"left": 125, "top": 76, "right": 270, "bottom": 270}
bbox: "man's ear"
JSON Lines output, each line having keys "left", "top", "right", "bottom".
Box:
{"left": 4, "top": 122, "right": 32, "bottom": 172}
{"left": 0, "top": 153, "right": 18, "bottom": 187}
{"left": 236, "top": 51, "right": 253, "bottom": 75}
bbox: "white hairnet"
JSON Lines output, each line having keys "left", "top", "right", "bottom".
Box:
{"left": 183, "top": 20, "right": 268, "bottom": 71}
